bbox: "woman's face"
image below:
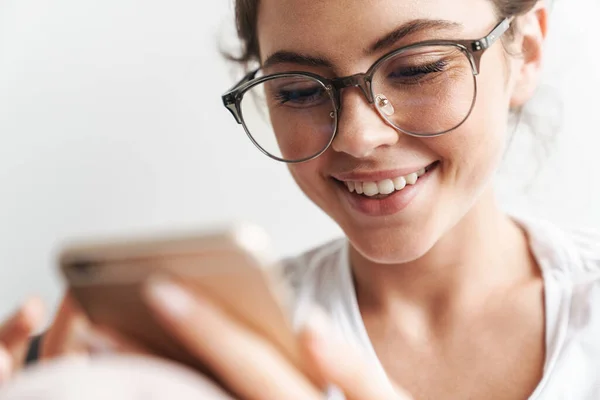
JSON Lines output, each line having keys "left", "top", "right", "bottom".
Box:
{"left": 256, "top": 0, "right": 528, "bottom": 263}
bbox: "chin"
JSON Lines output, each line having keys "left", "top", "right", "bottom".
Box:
{"left": 344, "top": 222, "right": 440, "bottom": 265}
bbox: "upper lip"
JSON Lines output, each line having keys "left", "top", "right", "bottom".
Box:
{"left": 331, "top": 162, "right": 436, "bottom": 182}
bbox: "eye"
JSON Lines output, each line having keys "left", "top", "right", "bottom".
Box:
{"left": 389, "top": 60, "right": 449, "bottom": 79}
{"left": 275, "top": 86, "right": 327, "bottom": 106}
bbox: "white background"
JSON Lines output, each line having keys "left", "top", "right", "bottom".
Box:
{"left": 0, "top": 0, "right": 598, "bottom": 320}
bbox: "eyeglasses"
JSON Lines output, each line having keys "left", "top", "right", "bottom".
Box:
{"left": 222, "top": 18, "right": 512, "bottom": 163}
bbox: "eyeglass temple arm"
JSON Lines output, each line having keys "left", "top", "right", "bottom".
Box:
{"left": 222, "top": 69, "right": 260, "bottom": 124}
{"left": 466, "top": 17, "right": 513, "bottom": 74}
{"left": 471, "top": 18, "right": 513, "bottom": 53}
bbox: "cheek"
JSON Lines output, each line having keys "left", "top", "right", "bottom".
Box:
{"left": 430, "top": 51, "right": 511, "bottom": 192}
{"left": 288, "top": 162, "right": 330, "bottom": 207}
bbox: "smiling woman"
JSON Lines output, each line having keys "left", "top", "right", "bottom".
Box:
{"left": 10, "top": 0, "right": 599, "bottom": 399}
{"left": 213, "top": 0, "right": 600, "bottom": 399}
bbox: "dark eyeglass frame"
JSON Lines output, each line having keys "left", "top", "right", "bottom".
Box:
{"left": 222, "top": 18, "right": 512, "bottom": 164}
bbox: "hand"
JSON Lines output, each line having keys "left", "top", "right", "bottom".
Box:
{"left": 0, "top": 297, "right": 45, "bottom": 384}
{"left": 142, "top": 277, "right": 413, "bottom": 400}
{"left": 40, "top": 292, "right": 91, "bottom": 359}
{"left": 41, "top": 292, "right": 148, "bottom": 359}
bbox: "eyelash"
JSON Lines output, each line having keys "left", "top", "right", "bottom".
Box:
{"left": 274, "top": 87, "right": 325, "bottom": 105}
{"left": 390, "top": 60, "right": 449, "bottom": 78}
{"left": 269, "top": 58, "right": 450, "bottom": 105}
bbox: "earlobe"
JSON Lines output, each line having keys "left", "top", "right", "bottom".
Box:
{"left": 509, "top": 5, "right": 548, "bottom": 108}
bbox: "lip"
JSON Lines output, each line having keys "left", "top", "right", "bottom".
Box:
{"left": 333, "top": 161, "right": 439, "bottom": 217}
{"left": 331, "top": 163, "right": 435, "bottom": 182}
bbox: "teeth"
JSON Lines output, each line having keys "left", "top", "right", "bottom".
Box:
{"left": 362, "top": 182, "right": 379, "bottom": 197}
{"left": 355, "top": 182, "right": 364, "bottom": 195}
{"left": 405, "top": 172, "right": 418, "bottom": 185}
{"left": 393, "top": 176, "right": 406, "bottom": 190}
{"left": 343, "top": 166, "right": 430, "bottom": 196}
{"left": 377, "top": 180, "right": 395, "bottom": 195}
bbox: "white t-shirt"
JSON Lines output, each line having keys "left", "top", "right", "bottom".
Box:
{"left": 282, "top": 218, "right": 600, "bottom": 399}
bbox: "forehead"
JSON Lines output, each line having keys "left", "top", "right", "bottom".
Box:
{"left": 257, "top": 0, "right": 496, "bottom": 69}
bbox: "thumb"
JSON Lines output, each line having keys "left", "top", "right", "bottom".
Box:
{"left": 0, "top": 297, "right": 45, "bottom": 368}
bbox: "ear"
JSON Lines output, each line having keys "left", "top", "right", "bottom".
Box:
{"left": 509, "top": 4, "right": 549, "bottom": 108}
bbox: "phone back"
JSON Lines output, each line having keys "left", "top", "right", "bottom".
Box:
{"left": 59, "top": 224, "right": 304, "bottom": 378}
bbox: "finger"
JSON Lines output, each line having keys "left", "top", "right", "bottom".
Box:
{"left": 41, "top": 292, "right": 89, "bottom": 359}
{"left": 0, "top": 297, "right": 45, "bottom": 344}
{"left": 0, "top": 297, "right": 45, "bottom": 366}
{"left": 143, "top": 276, "right": 323, "bottom": 400}
{"left": 300, "top": 309, "right": 412, "bottom": 400}
{"left": 0, "top": 346, "right": 13, "bottom": 385}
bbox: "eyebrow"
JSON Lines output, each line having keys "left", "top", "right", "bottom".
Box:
{"left": 368, "top": 19, "right": 462, "bottom": 54}
{"left": 262, "top": 18, "right": 462, "bottom": 69}
{"left": 263, "top": 51, "right": 333, "bottom": 69}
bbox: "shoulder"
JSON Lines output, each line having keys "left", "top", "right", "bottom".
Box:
{"left": 280, "top": 238, "right": 346, "bottom": 292}
{"left": 520, "top": 217, "right": 600, "bottom": 281}
{"left": 523, "top": 220, "right": 600, "bottom": 381}
{"left": 278, "top": 238, "right": 347, "bottom": 328}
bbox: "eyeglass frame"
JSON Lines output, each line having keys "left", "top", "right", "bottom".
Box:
{"left": 222, "top": 18, "right": 512, "bottom": 164}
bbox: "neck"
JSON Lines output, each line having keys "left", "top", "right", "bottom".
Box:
{"left": 350, "top": 187, "right": 537, "bottom": 318}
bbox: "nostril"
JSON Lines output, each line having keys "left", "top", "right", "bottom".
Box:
{"left": 330, "top": 133, "right": 375, "bottom": 159}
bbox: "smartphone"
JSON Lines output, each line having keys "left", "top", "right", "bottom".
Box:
{"left": 58, "top": 223, "right": 310, "bottom": 382}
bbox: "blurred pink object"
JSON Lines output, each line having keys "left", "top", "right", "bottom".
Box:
{"left": 0, "top": 355, "right": 234, "bottom": 400}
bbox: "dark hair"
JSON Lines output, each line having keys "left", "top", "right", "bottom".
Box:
{"left": 230, "top": 0, "right": 540, "bottom": 65}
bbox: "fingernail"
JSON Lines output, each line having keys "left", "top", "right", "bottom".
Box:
{"left": 20, "top": 297, "right": 46, "bottom": 332}
{"left": 304, "top": 306, "right": 334, "bottom": 340}
{"left": 0, "top": 347, "right": 13, "bottom": 384}
{"left": 145, "top": 277, "right": 193, "bottom": 319}
{"left": 302, "top": 307, "right": 338, "bottom": 364}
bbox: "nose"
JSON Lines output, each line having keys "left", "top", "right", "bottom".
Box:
{"left": 331, "top": 89, "right": 400, "bottom": 159}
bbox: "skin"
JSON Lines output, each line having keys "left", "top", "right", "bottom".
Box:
{"left": 0, "top": 297, "right": 44, "bottom": 384}
{"left": 142, "top": 277, "right": 413, "bottom": 400}
{"left": 5, "top": 1, "right": 549, "bottom": 399}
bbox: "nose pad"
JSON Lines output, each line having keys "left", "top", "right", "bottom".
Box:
{"left": 375, "top": 94, "right": 395, "bottom": 117}
{"left": 331, "top": 90, "right": 400, "bottom": 158}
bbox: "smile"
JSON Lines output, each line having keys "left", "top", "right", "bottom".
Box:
{"left": 332, "top": 161, "right": 439, "bottom": 217}
{"left": 339, "top": 162, "right": 439, "bottom": 198}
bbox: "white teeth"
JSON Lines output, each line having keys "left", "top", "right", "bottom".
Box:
{"left": 362, "top": 182, "right": 379, "bottom": 197}
{"left": 393, "top": 176, "right": 407, "bottom": 190}
{"left": 405, "top": 172, "right": 418, "bottom": 185}
{"left": 355, "top": 182, "right": 364, "bottom": 195}
{"left": 377, "top": 179, "right": 395, "bottom": 195}
{"left": 343, "top": 166, "right": 429, "bottom": 196}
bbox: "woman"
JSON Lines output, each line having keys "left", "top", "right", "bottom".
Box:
{"left": 6, "top": 0, "right": 600, "bottom": 399}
